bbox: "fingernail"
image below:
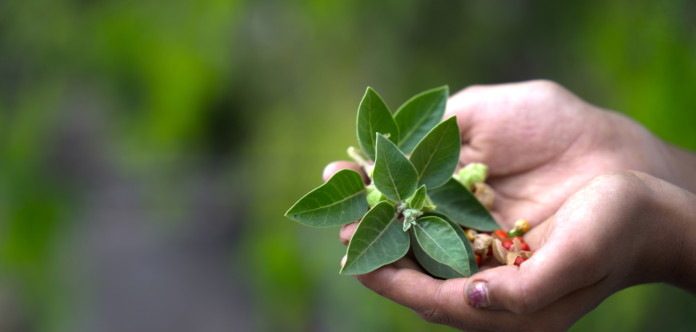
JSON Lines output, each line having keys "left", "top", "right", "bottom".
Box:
{"left": 340, "top": 255, "right": 347, "bottom": 268}
{"left": 466, "top": 281, "right": 491, "bottom": 308}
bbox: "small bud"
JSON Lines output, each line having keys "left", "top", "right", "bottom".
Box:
{"left": 366, "top": 185, "right": 382, "bottom": 208}
{"left": 455, "top": 163, "right": 489, "bottom": 190}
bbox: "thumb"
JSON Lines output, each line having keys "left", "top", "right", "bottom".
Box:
{"left": 323, "top": 161, "right": 369, "bottom": 183}
{"left": 464, "top": 218, "right": 606, "bottom": 314}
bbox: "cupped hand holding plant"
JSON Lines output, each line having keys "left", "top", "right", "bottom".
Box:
{"left": 324, "top": 80, "right": 696, "bottom": 331}
{"left": 335, "top": 170, "right": 696, "bottom": 331}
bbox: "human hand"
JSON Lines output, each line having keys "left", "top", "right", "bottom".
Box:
{"left": 324, "top": 80, "right": 696, "bottom": 330}
{"left": 336, "top": 170, "right": 696, "bottom": 331}
{"left": 328, "top": 80, "right": 688, "bottom": 231}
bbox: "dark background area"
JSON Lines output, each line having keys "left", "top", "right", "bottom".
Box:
{"left": 1, "top": 0, "right": 695, "bottom": 331}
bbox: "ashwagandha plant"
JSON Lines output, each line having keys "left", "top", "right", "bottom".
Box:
{"left": 285, "top": 86, "right": 503, "bottom": 279}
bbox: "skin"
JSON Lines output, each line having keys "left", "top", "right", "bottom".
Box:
{"left": 323, "top": 80, "right": 696, "bottom": 331}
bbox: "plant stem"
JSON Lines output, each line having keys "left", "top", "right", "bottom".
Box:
{"left": 347, "top": 146, "right": 374, "bottom": 179}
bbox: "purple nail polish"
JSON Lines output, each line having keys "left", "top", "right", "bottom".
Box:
{"left": 467, "top": 282, "right": 491, "bottom": 308}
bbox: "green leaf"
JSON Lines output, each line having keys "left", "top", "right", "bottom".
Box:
{"left": 341, "top": 202, "right": 409, "bottom": 275}
{"left": 373, "top": 134, "right": 419, "bottom": 203}
{"left": 356, "top": 87, "right": 400, "bottom": 161}
{"left": 406, "top": 185, "right": 427, "bottom": 210}
{"left": 409, "top": 116, "right": 461, "bottom": 189}
{"left": 420, "top": 211, "right": 478, "bottom": 276}
{"left": 285, "top": 169, "right": 368, "bottom": 227}
{"left": 394, "top": 86, "right": 449, "bottom": 154}
{"left": 413, "top": 216, "right": 471, "bottom": 277}
{"left": 427, "top": 178, "right": 500, "bottom": 231}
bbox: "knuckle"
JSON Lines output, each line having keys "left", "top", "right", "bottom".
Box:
{"left": 529, "top": 79, "right": 563, "bottom": 93}
{"left": 417, "top": 305, "right": 444, "bottom": 324}
{"left": 507, "top": 294, "right": 535, "bottom": 315}
{"left": 592, "top": 170, "right": 651, "bottom": 203}
{"left": 506, "top": 279, "right": 538, "bottom": 315}
{"left": 415, "top": 285, "right": 448, "bottom": 324}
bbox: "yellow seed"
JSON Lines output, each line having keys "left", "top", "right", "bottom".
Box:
{"left": 465, "top": 229, "right": 478, "bottom": 242}
{"left": 513, "top": 219, "right": 530, "bottom": 234}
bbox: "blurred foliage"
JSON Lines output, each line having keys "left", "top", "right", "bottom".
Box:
{"left": 1, "top": 0, "right": 695, "bottom": 331}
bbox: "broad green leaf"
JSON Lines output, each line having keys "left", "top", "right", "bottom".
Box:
{"left": 341, "top": 202, "right": 409, "bottom": 275}
{"left": 373, "top": 134, "right": 418, "bottom": 203}
{"left": 394, "top": 86, "right": 449, "bottom": 154}
{"left": 413, "top": 216, "right": 471, "bottom": 277}
{"left": 427, "top": 178, "right": 500, "bottom": 231}
{"left": 406, "top": 185, "right": 427, "bottom": 210}
{"left": 409, "top": 116, "right": 461, "bottom": 189}
{"left": 285, "top": 169, "right": 368, "bottom": 227}
{"left": 356, "top": 87, "right": 400, "bottom": 161}
{"left": 421, "top": 211, "right": 478, "bottom": 276}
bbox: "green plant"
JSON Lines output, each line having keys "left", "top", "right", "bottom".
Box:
{"left": 285, "top": 86, "right": 502, "bottom": 279}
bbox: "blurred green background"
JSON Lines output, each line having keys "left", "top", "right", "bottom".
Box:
{"left": 1, "top": 0, "right": 695, "bottom": 331}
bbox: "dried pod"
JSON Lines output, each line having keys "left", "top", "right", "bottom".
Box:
{"left": 519, "top": 251, "right": 534, "bottom": 259}
{"left": 473, "top": 234, "right": 492, "bottom": 255}
{"left": 473, "top": 182, "right": 495, "bottom": 210}
{"left": 506, "top": 252, "right": 520, "bottom": 266}
{"left": 492, "top": 239, "right": 507, "bottom": 264}
{"left": 466, "top": 229, "right": 478, "bottom": 242}
{"left": 512, "top": 237, "right": 523, "bottom": 252}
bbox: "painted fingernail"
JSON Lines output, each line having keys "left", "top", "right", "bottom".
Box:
{"left": 340, "top": 255, "right": 347, "bottom": 268}
{"left": 466, "top": 281, "right": 490, "bottom": 308}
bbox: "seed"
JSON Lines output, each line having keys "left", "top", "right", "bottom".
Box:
{"left": 514, "top": 256, "right": 526, "bottom": 266}
{"left": 493, "top": 229, "right": 509, "bottom": 240}
{"left": 502, "top": 240, "right": 513, "bottom": 251}
{"left": 475, "top": 254, "right": 482, "bottom": 266}
{"left": 514, "top": 219, "right": 530, "bottom": 233}
{"left": 520, "top": 242, "right": 530, "bottom": 251}
{"left": 466, "top": 229, "right": 478, "bottom": 242}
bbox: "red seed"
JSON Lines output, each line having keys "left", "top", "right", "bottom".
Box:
{"left": 487, "top": 246, "right": 493, "bottom": 257}
{"left": 475, "top": 254, "right": 482, "bottom": 266}
{"left": 512, "top": 236, "right": 524, "bottom": 243}
{"left": 502, "top": 240, "right": 513, "bottom": 251}
{"left": 494, "top": 230, "right": 509, "bottom": 240}
{"left": 521, "top": 242, "right": 530, "bottom": 251}
{"left": 514, "top": 256, "right": 526, "bottom": 266}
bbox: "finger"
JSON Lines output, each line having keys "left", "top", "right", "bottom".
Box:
{"left": 339, "top": 221, "right": 359, "bottom": 246}
{"left": 444, "top": 84, "right": 497, "bottom": 167}
{"left": 352, "top": 265, "right": 514, "bottom": 329}
{"left": 521, "top": 215, "right": 554, "bottom": 249}
{"left": 355, "top": 263, "right": 462, "bottom": 319}
{"left": 464, "top": 211, "right": 607, "bottom": 315}
{"left": 323, "top": 161, "right": 369, "bottom": 183}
